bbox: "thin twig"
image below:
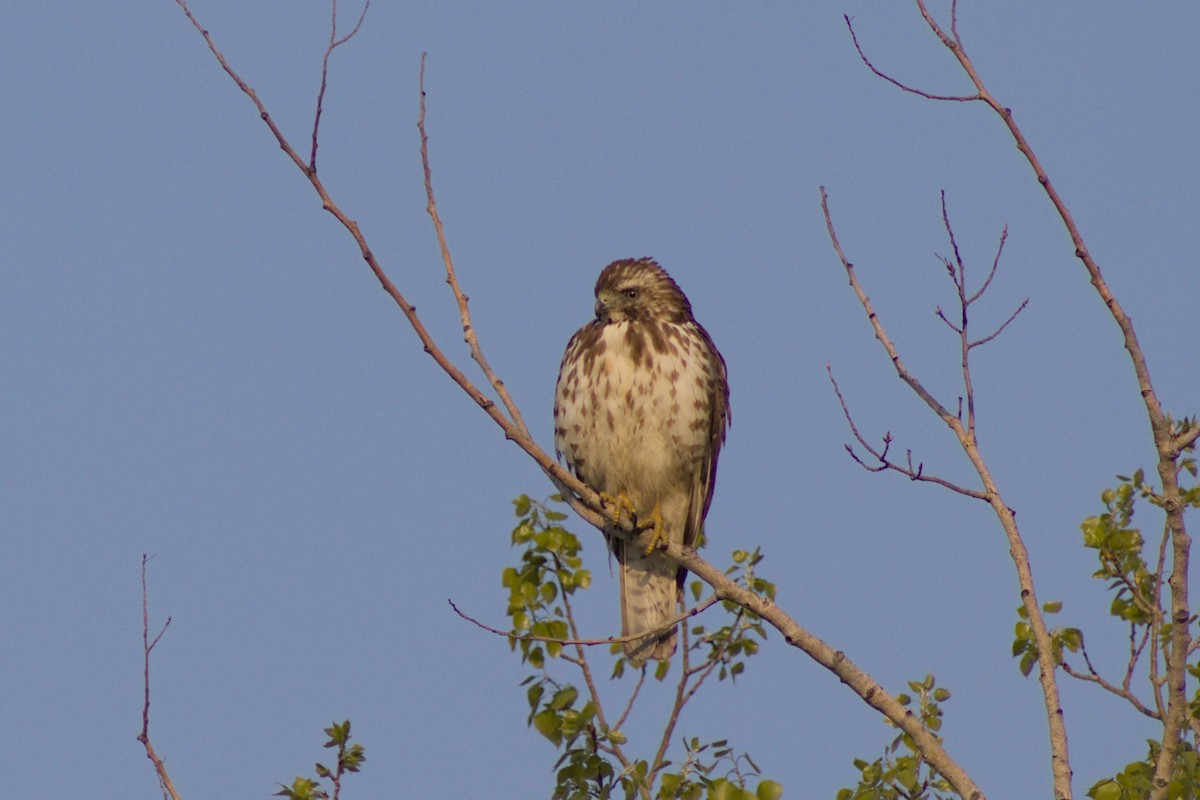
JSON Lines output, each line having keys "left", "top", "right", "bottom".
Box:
{"left": 828, "top": 365, "right": 988, "bottom": 499}
{"left": 137, "top": 554, "right": 181, "bottom": 800}
{"left": 844, "top": 14, "right": 979, "bottom": 102}
{"left": 418, "top": 55, "right": 532, "bottom": 440}
{"left": 969, "top": 298, "right": 1028, "bottom": 350}
{"left": 447, "top": 594, "right": 721, "bottom": 648}
{"left": 940, "top": 194, "right": 976, "bottom": 434}
{"left": 310, "top": 0, "right": 370, "bottom": 172}
{"left": 966, "top": 225, "right": 1008, "bottom": 306}
{"left": 1061, "top": 645, "right": 1159, "bottom": 720}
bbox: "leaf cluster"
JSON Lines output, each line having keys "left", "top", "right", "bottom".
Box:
{"left": 837, "top": 674, "right": 955, "bottom": 800}
{"left": 505, "top": 495, "right": 781, "bottom": 800}
{"left": 505, "top": 494, "right": 591, "bottom": 668}
{"left": 1088, "top": 739, "right": 1200, "bottom": 800}
{"left": 686, "top": 548, "right": 775, "bottom": 684}
{"left": 1011, "top": 600, "right": 1081, "bottom": 678}
{"left": 274, "top": 720, "right": 365, "bottom": 800}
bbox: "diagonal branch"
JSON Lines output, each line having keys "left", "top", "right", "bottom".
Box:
{"left": 173, "top": 9, "right": 987, "bottom": 799}
{"left": 969, "top": 298, "right": 1028, "bottom": 350}
{"left": 966, "top": 224, "right": 1007, "bottom": 306}
{"left": 1062, "top": 632, "right": 1159, "bottom": 721}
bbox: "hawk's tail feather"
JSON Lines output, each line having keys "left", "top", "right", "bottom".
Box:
{"left": 617, "top": 541, "right": 683, "bottom": 666}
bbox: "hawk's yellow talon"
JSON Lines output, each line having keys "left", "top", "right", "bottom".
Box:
{"left": 642, "top": 504, "right": 666, "bottom": 556}
{"left": 599, "top": 490, "right": 637, "bottom": 526}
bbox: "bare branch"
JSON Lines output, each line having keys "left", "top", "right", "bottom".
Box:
{"left": 1062, "top": 652, "right": 1159, "bottom": 721}
{"left": 901, "top": 3, "right": 1192, "bottom": 793}
{"left": 843, "top": 14, "right": 979, "bottom": 103}
{"left": 828, "top": 364, "right": 988, "bottom": 500}
{"left": 968, "top": 297, "right": 1028, "bottom": 350}
{"left": 310, "top": 0, "right": 371, "bottom": 172}
{"left": 137, "top": 554, "right": 181, "bottom": 800}
{"left": 825, "top": 177, "right": 1063, "bottom": 799}
{"left": 821, "top": 188, "right": 960, "bottom": 429}
{"left": 966, "top": 225, "right": 1008, "bottom": 306}
{"left": 418, "top": 55, "right": 532, "bottom": 440}
{"left": 447, "top": 594, "right": 721, "bottom": 649}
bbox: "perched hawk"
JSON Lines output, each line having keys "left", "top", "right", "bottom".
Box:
{"left": 554, "top": 258, "right": 730, "bottom": 665}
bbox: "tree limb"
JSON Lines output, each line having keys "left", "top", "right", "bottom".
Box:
{"left": 898, "top": 2, "right": 1195, "bottom": 795}
{"left": 173, "top": 7, "right": 986, "bottom": 798}
{"left": 823, "top": 184, "right": 1056, "bottom": 800}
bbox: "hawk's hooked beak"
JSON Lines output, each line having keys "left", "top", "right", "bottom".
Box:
{"left": 594, "top": 296, "right": 609, "bottom": 321}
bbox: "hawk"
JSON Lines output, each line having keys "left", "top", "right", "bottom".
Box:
{"left": 554, "top": 258, "right": 730, "bottom": 665}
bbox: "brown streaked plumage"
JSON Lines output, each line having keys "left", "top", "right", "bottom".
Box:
{"left": 554, "top": 258, "right": 730, "bottom": 664}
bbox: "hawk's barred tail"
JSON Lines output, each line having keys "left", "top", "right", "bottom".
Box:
{"left": 617, "top": 541, "right": 682, "bottom": 665}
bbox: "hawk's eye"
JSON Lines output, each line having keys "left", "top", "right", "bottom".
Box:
{"left": 623, "top": 288, "right": 639, "bottom": 300}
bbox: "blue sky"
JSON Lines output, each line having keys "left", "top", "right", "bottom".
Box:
{"left": 4, "top": 3, "right": 1198, "bottom": 798}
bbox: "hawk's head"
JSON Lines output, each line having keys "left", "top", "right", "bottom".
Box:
{"left": 593, "top": 258, "right": 693, "bottom": 325}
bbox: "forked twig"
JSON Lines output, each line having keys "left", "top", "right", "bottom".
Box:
{"left": 844, "top": 13, "right": 979, "bottom": 103}
{"left": 823, "top": 183, "right": 1053, "bottom": 800}
{"left": 137, "top": 554, "right": 181, "bottom": 800}
{"left": 310, "top": 0, "right": 370, "bottom": 172}
{"left": 827, "top": 363, "right": 988, "bottom": 500}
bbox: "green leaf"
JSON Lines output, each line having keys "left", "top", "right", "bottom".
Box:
{"left": 532, "top": 708, "right": 560, "bottom": 743}
{"left": 1089, "top": 780, "right": 1122, "bottom": 800}
{"left": 756, "top": 780, "right": 784, "bottom": 800}
{"left": 514, "top": 494, "right": 531, "bottom": 517}
{"left": 549, "top": 686, "right": 579, "bottom": 711}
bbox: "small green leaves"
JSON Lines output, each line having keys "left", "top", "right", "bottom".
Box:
{"left": 1081, "top": 473, "right": 1161, "bottom": 624}
{"left": 504, "top": 494, "right": 783, "bottom": 799}
{"left": 838, "top": 675, "right": 956, "bottom": 800}
{"left": 275, "top": 720, "right": 365, "bottom": 800}
{"left": 274, "top": 777, "right": 323, "bottom": 800}
{"left": 504, "top": 495, "right": 588, "bottom": 666}
{"left": 1087, "top": 739, "right": 1200, "bottom": 800}
{"left": 1011, "top": 601, "right": 1081, "bottom": 677}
